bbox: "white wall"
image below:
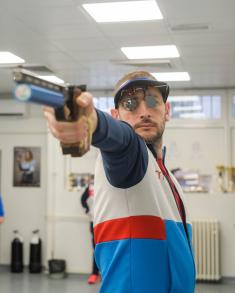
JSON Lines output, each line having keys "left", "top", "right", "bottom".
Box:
{"left": 184, "top": 193, "right": 235, "bottom": 277}
{"left": 164, "top": 126, "right": 226, "bottom": 190}
{"left": 46, "top": 133, "right": 98, "bottom": 273}
{"left": 0, "top": 105, "right": 47, "bottom": 266}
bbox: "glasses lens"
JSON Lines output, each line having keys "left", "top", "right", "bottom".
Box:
{"left": 122, "top": 97, "right": 139, "bottom": 111}
{"left": 145, "top": 96, "right": 157, "bottom": 108}
{"left": 119, "top": 86, "right": 162, "bottom": 111}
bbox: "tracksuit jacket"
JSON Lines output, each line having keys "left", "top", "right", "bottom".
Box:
{"left": 92, "top": 109, "right": 196, "bottom": 293}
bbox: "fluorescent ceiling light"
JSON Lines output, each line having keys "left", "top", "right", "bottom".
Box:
{"left": 0, "top": 52, "right": 25, "bottom": 64}
{"left": 82, "top": 1, "right": 163, "bottom": 22}
{"left": 121, "top": 45, "right": 179, "bottom": 59}
{"left": 152, "top": 72, "right": 190, "bottom": 81}
{"left": 38, "top": 75, "right": 65, "bottom": 84}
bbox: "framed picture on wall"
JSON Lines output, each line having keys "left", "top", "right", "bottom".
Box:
{"left": 13, "top": 147, "right": 41, "bottom": 187}
{"left": 67, "top": 173, "right": 93, "bottom": 191}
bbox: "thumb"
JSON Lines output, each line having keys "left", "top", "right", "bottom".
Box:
{"left": 76, "top": 92, "right": 94, "bottom": 115}
{"left": 75, "top": 92, "right": 98, "bottom": 133}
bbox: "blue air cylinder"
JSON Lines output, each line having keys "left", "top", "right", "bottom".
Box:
{"left": 13, "top": 83, "right": 64, "bottom": 108}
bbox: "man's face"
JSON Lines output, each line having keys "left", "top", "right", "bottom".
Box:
{"left": 111, "top": 86, "right": 170, "bottom": 144}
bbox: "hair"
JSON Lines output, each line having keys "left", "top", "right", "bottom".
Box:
{"left": 25, "top": 149, "right": 33, "bottom": 161}
{"left": 114, "top": 71, "right": 157, "bottom": 94}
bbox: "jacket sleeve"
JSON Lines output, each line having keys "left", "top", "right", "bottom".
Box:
{"left": 92, "top": 110, "right": 148, "bottom": 188}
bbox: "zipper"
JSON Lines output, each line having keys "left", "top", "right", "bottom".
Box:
{"left": 156, "top": 159, "right": 190, "bottom": 242}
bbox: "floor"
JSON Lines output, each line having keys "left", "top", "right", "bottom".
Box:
{"left": 0, "top": 271, "right": 235, "bottom": 293}
{"left": 0, "top": 271, "right": 100, "bottom": 293}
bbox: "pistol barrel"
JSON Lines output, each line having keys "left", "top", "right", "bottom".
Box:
{"left": 13, "top": 68, "right": 66, "bottom": 92}
{"left": 14, "top": 84, "right": 64, "bottom": 108}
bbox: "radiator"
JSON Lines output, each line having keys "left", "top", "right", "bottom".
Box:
{"left": 192, "top": 220, "right": 221, "bottom": 281}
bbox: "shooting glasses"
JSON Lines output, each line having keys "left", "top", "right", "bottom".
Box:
{"left": 114, "top": 77, "right": 169, "bottom": 109}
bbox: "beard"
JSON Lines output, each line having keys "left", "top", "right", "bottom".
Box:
{"left": 144, "top": 129, "right": 164, "bottom": 144}
{"left": 134, "top": 118, "right": 165, "bottom": 144}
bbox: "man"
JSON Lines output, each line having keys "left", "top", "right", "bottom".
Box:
{"left": 81, "top": 179, "right": 100, "bottom": 285}
{"left": 44, "top": 71, "right": 195, "bottom": 293}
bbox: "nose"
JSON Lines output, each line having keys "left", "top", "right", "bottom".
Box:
{"left": 137, "top": 100, "right": 151, "bottom": 119}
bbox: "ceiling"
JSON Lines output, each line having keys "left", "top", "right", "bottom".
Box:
{"left": 1, "top": 0, "right": 235, "bottom": 95}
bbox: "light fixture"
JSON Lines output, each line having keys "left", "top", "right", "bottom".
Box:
{"left": 151, "top": 72, "right": 190, "bottom": 81}
{"left": 38, "top": 75, "right": 65, "bottom": 84}
{"left": 121, "top": 45, "right": 179, "bottom": 59}
{"left": 82, "top": 1, "right": 163, "bottom": 22}
{"left": 0, "top": 52, "right": 25, "bottom": 64}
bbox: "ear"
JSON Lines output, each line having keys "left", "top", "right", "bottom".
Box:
{"left": 165, "top": 102, "right": 170, "bottom": 121}
{"left": 111, "top": 108, "right": 119, "bottom": 119}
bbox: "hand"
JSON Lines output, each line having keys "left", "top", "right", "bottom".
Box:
{"left": 43, "top": 92, "right": 98, "bottom": 144}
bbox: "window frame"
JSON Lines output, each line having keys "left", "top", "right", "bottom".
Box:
{"left": 230, "top": 91, "right": 235, "bottom": 126}
{"left": 167, "top": 89, "right": 226, "bottom": 129}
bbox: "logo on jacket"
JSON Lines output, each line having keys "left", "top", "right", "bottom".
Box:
{"left": 155, "top": 170, "right": 164, "bottom": 180}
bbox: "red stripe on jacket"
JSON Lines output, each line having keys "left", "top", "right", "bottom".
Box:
{"left": 94, "top": 215, "right": 166, "bottom": 244}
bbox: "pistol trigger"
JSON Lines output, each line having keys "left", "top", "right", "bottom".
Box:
{"left": 55, "top": 106, "right": 66, "bottom": 121}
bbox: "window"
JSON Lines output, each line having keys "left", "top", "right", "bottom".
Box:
{"left": 93, "top": 95, "right": 222, "bottom": 119}
{"left": 94, "top": 97, "right": 114, "bottom": 113}
{"left": 233, "top": 96, "right": 235, "bottom": 117}
{"left": 169, "top": 95, "right": 221, "bottom": 119}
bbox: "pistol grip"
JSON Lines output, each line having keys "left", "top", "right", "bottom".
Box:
{"left": 55, "top": 86, "right": 91, "bottom": 157}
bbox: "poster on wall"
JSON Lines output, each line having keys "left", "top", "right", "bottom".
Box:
{"left": 13, "top": 147, "right": 41, "bottom": 187}
{"left": 67, "top": 173, "right": 94, "bottom": 191}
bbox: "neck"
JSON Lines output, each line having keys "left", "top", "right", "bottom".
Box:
{"left": 152, "top": 139, "right": 163, "bottom": 160}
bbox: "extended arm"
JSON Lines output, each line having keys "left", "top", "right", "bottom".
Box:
{"left": 92, "top": 110, "right": 148, "bottom": 188}
{"left": 44, "top": 92, "right": 148, "bottom": 188}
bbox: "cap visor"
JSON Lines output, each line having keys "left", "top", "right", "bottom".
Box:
{"left": 114, "top": 78, "right": 169, "bottom": 107}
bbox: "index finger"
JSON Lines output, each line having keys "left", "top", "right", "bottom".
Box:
{"left": 43, "top": 106, "right": 54, "bottom": 114}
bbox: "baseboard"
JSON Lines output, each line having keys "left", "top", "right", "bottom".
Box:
{"left": 221, "top": 277, "right": 235, "bottom": 284}
{"left": 0, "top": 264, "right": 10, "bottom": 272}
